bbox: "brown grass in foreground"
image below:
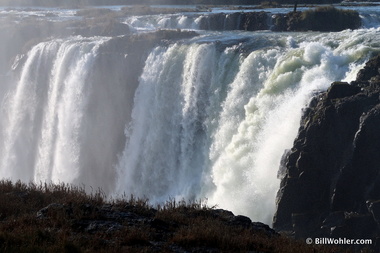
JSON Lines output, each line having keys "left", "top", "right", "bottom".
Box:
{"left": 0, "top": 180, "right": 366, "bottom": 252}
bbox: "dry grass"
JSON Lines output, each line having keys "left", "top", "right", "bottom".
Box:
{"left": 0, "top": 180, "right": 368, "bottom": 252}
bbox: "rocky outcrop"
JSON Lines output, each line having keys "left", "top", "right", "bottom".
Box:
{"left": 33, "top": 201, "right": 277, "bottom": 252}
{"left": 195, "top": 7, "right": 361, "bottom": 32}
{"left": 5, "top": 179, "right": 347, "bottom": 252}
{"left": 198, "top": 12, "right": 269, "bottom": 31}
{"left": 273, "top": 55, "right": 380, "bottom": 250}
{"left": 272, "top": 6, "right": 361, "bottom": 31}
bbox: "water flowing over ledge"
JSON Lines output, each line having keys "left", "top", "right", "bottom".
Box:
{"left": 1, "top": 6, "right": 380, "bottom": 226}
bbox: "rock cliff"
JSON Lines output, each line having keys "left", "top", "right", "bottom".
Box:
{"left": 272, "top": 6, "right": 361, "bottom": 31}
{"left": 197, "top": 7, "right": 361, "bottom": 32}
{"left": 273, "top": 55, "right": 380, "bottom": 250}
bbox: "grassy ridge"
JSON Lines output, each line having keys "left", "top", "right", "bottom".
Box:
{"left": 0, "top": 180, "right": 358, "bottom": 252}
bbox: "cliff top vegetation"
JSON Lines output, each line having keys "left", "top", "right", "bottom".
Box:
{"left": 0, "top": 179, "right": 359, "bottom": 252}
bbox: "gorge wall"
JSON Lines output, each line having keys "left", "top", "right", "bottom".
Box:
{"left": 273, "top": 54, "right": 380, "bottom": 250}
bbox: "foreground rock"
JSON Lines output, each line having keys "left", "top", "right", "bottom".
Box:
{"left": 35, "top": 202, "right": 278, "bottom": 252}
{"left": 274, "top": 55, "right": 380, "bottom": 252}
{"left": 0, "top": 180, "right": 347, "bottom": 252}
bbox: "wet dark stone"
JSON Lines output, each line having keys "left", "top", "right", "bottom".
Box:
{"left": 273, "top": 54, "right": 380, "bottom": 252}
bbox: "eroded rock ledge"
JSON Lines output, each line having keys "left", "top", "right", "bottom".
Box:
{"left": 194, "top": 6, "right": 361, "bottom": 32}
{"left": 274, "top": 55, "right": 380, "bottom": 251}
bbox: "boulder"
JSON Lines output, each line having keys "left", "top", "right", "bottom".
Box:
{"left": 229, "top": 215, "right": 252, "bottom": 228}
{"left": 326, "top": 82, "right": 361, "bottom": 99}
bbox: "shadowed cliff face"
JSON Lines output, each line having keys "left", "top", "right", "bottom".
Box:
{"left": 273, "top": 55, "right": 380, "bottom": 249}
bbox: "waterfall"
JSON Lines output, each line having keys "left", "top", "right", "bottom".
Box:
{"left": 124, "top": 14, "right": 202, "bottom": 31}
{"left": 0, "top": 36, "right": 131, "bottom": 194}
{"left": 1, "top": 14, "right": 380, "bottom": 225}
{"left": 115, "top": 29, "right": 380, "bottom": 223}
{"left": 116, "top": 43, "right": 217, "bottom": 200}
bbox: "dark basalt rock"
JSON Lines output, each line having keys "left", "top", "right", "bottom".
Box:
{"left": 273, "top": 55, "right": 380, "bottom": 251}
{"left": 36, "top": 201, "right": 277, "bottom": 252}
{"left": 356, "top": 55, "right": 380, "bottom": 83}
{"left": 272, "top": 6, "right": 361, "bottom": 32}
{"left": 326, "top": 82, "right": 362, "bottom": 99}
{"left": 229, "top": 214, "right": 253, "bottom": 228}
{"left": 193, "top": 7, "right": 360, "bottom": 32}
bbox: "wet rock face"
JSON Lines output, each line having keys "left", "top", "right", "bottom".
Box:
{"left": 273, "top": 55, "right": 380, "bottom": 249}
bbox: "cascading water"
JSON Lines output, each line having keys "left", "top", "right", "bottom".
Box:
{"left": 125, "top": 14, "right": 202, "bottom": 31}
{"left": 1, "top": 6, "right": 380, "bottom": 225}
{"left": 0, "top": 36, "right": 132, "bottom": 194}
{"left": 116, "top": 30, "right": 380, "bottom": 223}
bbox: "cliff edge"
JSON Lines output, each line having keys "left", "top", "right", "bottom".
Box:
{"left": 274, "top": 55, "right": 380, "bottom": 251}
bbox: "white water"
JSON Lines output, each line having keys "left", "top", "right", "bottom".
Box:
{"left": 1, "top": 7, "right": 380, "bottom": 225}
{"left": 0, "top": 36, "right": 131, "bottom": 194}
{"left": 116, "top": 29, "right": 380, "bottom": 223}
